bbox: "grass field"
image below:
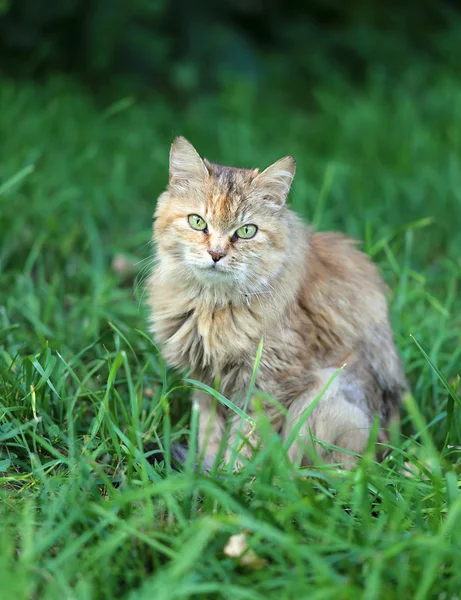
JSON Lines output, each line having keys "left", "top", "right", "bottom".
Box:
{"left": 1, "top": 67, "right": 461, "bottom": 599}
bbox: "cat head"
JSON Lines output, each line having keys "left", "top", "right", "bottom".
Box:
{"left": 153, "top": 136, "right": 296, "bottom": 294}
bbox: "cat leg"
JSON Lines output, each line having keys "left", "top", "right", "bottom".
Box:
{"left": 196, "top": 391, "right": 259, "bottom": 471}
{"left": 282, "top": 368, "right": 373, "bottom": 469}
{"left": 195, "top": 389, "right": 226, "bottom": 469}
{"left": 223, "top": 413, "right": 260, "bottom": 470}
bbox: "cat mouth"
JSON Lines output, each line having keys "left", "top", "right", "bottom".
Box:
{"left": 188, "top": 260, "right": 235, "bottom": 282}
{"left": 195, "top": 263, "right": 234, "bottom": 281}
{"left": 207, "top": 265, "right": 232, "bottom": 276}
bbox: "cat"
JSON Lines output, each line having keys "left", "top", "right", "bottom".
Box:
{"left": 147, "top": 136, "right": 407, "bottom": 470}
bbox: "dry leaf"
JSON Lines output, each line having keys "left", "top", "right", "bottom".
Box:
{"left": 143, "top": 387, "right": 155, "bottom": 398}
{"left": 223, "top": 533, "right": 267, "bottom": 569}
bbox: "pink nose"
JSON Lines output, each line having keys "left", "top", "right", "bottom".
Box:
{"left": 208, "top": 249, "right": 226, "bottom": 263}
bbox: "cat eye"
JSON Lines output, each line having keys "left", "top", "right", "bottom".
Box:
{"left": 188, "top": 214, "right": 207, "bottom": 231}
{"left": 235, "top": 224, "right": 258, "bottom": 239}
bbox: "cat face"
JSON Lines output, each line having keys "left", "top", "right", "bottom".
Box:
{"left": 154, "top": 137, "right": 296, "bottom": 295}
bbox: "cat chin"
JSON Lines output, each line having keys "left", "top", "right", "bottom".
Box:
{"left": 191, "top": 264, "right": 238, "bottom": 284}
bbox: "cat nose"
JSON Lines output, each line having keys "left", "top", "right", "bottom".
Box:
{"left": 208, "top": 249, "right": 226, "bottom": 263}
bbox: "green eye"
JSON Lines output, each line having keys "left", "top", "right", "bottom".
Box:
{"left": 188, "top": 214, "right": 207, "bottom": 231}
{"left": 235, "top": 224, "right": 258, "bottom": 239}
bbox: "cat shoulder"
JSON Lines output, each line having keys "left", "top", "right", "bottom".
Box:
{"left": 307, "top": 231, "right": 385, "bottom": 289}
{"left": 304, "top": 231, "right": 390, "bottom": 326}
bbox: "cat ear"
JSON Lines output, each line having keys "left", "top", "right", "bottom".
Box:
{"left": 169, "top": 136, "right": 209, "bottom": 188}
{"left": 253, "top": 156, "right": 296, "bottom": 206}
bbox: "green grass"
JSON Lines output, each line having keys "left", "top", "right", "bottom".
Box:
{"left": 1, "top": 67, "right": 461, "bottom": 599}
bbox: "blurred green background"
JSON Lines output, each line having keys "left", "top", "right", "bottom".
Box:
{"left": 1, "top": 0, "right": 460, "bottom": 93}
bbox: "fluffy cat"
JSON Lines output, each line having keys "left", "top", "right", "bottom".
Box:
{"left": 147, "top": 136, "right": 406, "bottom": 469}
